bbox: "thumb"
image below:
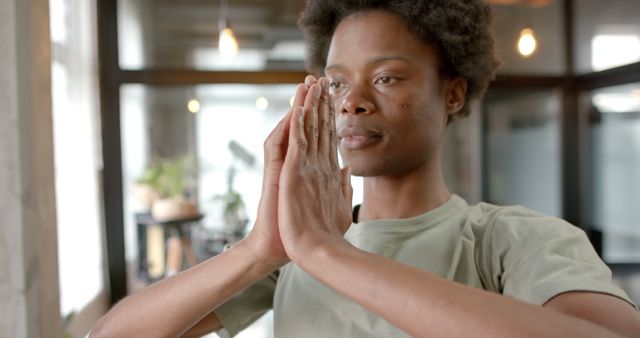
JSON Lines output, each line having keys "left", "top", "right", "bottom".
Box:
{"left": 341, "top": 167, "right": 353, "bottom": 202}
{"left": 263, "top": 111, "right": 292, "bottom": 169}
{"left": 262, "top": 110, "right": 292, "bottom": 189}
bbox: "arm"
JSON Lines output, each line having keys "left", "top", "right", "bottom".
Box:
{"left": 91, "top": 81, "right": 313, "bottom": 338}
{"left": 276, "top": 78, "right": 640, "bottom": 338}
{"left": 91, "top": 239, "right": 279, "bottom": 338}
{"left": 181, "top": 311, "right": 222, "bottom": 338}
{"left": 297, "top": 240, "right": 640, "bottom": 338}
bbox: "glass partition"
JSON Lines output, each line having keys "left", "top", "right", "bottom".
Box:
{"left": 484, "top": 88, "right": 563, "bottom": 217}
{"left": 586, "top": 82, "right": 640, "bottom": 263}
{"left": 121, "top": 84, "right": 292, "bottom": 262}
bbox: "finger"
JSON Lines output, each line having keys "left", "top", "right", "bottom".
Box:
{"left": 303, "top": 83, "right": 322, "bottom": 158}
{"left": 341, "top": 167, "right": 353, "bottom": 201}
{"left": 292, "top": 83, "right": 309, "bottom": 110}
{"left": 264, "top": 110, "right": 292, "bottom": 164}
{"left": 262, "top": 110, "right": 293, "bottom": 184}
{"left": 305, "top": 75, "right": 317, "bottom": 88}
{"left": 286, "top": 106, "right": 307, "bottom": 165}
{"left": 341, "top": 167, "right": 354, "bottom": 228}
{"left": 327, "top": 83, "right": 339, "bottom": 168}
{"left": 317, "top": 78, "right": 333, "bottom": 164}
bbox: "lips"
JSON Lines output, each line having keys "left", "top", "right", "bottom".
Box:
{"left": 338, "top": 126, "right": 383, "bottom": 150}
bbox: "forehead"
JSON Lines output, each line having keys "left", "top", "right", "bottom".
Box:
{"left": 326, "top": 10, "right": 439, "bottom": 71}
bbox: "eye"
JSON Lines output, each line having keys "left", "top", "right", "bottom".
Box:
{"left": 329, "top": 80, "right": 345, "bottom": 90}
{"left": 374, "top": 76, "right": 399, "bottom": 85}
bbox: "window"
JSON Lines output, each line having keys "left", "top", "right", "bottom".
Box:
{"left": 117, "top": 0, "right": 306, "bottom": 71}
{"left": 575, "top": 0, "right": 640, "bottom": 73}
{"left": 50, "top": 0, "right": 104, "bottom": 325}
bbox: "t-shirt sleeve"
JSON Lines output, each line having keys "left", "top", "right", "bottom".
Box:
{"left": 214, "top": 270, "right": 278, "bottom": 337}
{"left": 489, "top": 206, "right": 636, "bottom": 309}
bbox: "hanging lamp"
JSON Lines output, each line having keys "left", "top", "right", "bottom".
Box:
{"left": 218, "top": 0, "right": 239, "bottom": 57}
{"left": 518, "top": 27, "right": 537, "bottom": 57}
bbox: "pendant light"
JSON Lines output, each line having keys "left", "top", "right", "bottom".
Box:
{"left": 218, "top": 0, "right": 238, "bottom": 57}
{"left": 517, "top": 27, "right": 537, "bottom": 57}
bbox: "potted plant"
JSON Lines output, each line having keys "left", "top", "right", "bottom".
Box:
{"left": 138, "top": 156, "right": 199, "bottom": 221}
{"left": 133, "top": 164, "right": 161, "bottom": 210}
{"left": 213, "top": 188, "right": 247, "bottom": 236}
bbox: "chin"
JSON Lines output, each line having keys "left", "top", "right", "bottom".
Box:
{"left": 342, "top": 153, "right": 431, "bottom": 178}
{"left": 341, "top": 157, "right": 392, "bottom": 177}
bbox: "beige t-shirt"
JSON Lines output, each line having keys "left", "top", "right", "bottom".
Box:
{"left": 215, "top": 195, "right": 634, "bottom": 337}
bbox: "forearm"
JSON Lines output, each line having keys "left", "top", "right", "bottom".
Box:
{"left": 91, "top": 239, "right": 281, "bottom": 338}
{"left": 298, "top": 242, "right": 624, "bottom": 338}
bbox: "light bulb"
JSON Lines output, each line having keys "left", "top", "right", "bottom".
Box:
{"left": 219, "top": 27, "right": 239, "bottom": 57}
{"left": 256, "top": 97, "right": 269, "bottom": 111}
{"left": 518, "top": 28, "right": 537, "bottom": 57}
{"left": 187, "top": 99, "right": 200, "bottom": 113}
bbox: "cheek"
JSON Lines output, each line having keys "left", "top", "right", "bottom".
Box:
{"left": 394, "top": 99, "right": 444, "bottom": 143}
{"left": 395, "top": 98, "right": 430, "bottom": 126}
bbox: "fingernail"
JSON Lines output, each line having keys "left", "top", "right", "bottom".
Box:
{"left": 305, "top": 76, "right": 315, "bottom": 87}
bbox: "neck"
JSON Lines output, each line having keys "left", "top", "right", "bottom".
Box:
{"left": 358, "top": 157, "right": 451, "bottom": 221}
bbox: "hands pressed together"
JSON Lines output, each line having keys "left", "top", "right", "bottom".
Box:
{"left": 245, "top": 75, "right": 353, "bottom": 268}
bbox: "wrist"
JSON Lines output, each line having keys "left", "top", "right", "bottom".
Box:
{"left": 237, "top": 235, "right": 288, "bottom": 273}
{"left": 289, "top": 235, "right": 351, "bottom": 269}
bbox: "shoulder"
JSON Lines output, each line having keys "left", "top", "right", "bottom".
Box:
{"left": 468, "top": 201, "right": 582, "bottom": 240}
{"left": 463, "top": 201, "right": 587, "bottom": 261}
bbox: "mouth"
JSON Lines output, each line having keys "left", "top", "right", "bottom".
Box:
{"left": 338, "top": 126, "right": 383, "bottom": 150}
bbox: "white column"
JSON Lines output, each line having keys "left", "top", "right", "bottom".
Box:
{"left": 0, "top": 0, "right": 62, "bottom": 336}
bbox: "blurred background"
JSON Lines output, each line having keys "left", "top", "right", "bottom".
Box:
{"left": 2, "top": 0, "right": 640, "bottom": 337}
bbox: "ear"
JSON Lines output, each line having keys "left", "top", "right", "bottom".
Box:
{"left": 444, "top": 77, "right": 468, "bottom": 116}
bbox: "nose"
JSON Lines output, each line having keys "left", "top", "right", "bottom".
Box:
{"left": 338, "top": 82, "right": 375, "bottom": 115}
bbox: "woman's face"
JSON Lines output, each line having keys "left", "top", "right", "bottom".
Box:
{"left": 326, "top": 10, "right": 462, "bottom": 177}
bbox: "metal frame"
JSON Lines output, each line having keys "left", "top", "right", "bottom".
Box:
{"left": 97, "top": 0, "right": 126, "bottom": 305}
{"left": 98, "top": 0, "right": 640, "bottom": 305}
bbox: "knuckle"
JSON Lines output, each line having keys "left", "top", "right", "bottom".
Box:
{"left": 322, "top": 97, "right": 331, "bottom": 109}
{"left": 304, "top": 106, "right": 313, "bottom": 116}
{"left": 296, "top": 138, "right": 308, "bottom": 149}
{"left": 263, "top": 138, "right": 280, "bottom": 151}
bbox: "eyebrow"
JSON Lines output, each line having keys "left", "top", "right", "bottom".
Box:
{"left": 325, "top": 55, "right": 413, "bottom": 72}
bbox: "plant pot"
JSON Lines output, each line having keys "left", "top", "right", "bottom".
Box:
{"left": 132, "top": 183, "right": 159, "bottom": 210}
{"left": 151, "top": 197, "right": 198, "bottom": 221}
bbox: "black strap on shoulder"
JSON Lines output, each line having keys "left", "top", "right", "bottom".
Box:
{"left": 352, "top": 204, "right": 361, "bottom": 223}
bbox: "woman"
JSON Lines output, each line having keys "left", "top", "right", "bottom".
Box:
{"left": 92, "top": 1, "right": 639, "bottom": 337}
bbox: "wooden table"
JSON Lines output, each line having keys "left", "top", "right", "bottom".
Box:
{"left": 136, "top": 212, "right": 204, "bottom": 281}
